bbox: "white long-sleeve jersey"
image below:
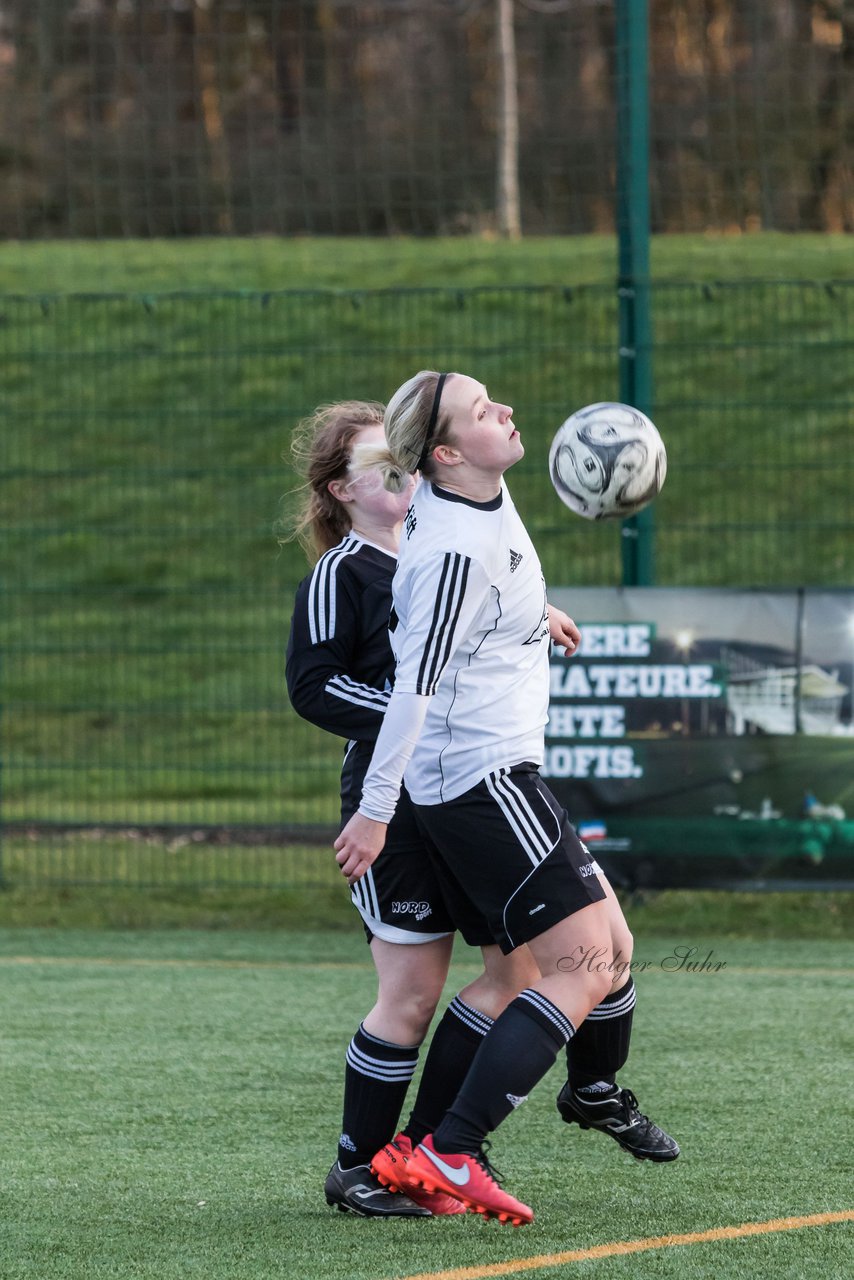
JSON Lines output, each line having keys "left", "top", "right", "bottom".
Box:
{"left": 359, "top": 479, "right": 550, "bottom": 819}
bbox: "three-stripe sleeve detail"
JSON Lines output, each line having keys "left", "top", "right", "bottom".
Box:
{"left": 415, "top": 552, "right": 471, "bottom": 695}
{"left": 326, "top": 674, "right": 391, "bottom": 713}
{"left": 307, "top": 538, "right": 359, "bottom": 644}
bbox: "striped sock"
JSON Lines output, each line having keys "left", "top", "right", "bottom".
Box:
{"left": 433, "top": 989, "right": 575, "bottom": 1154}
{"left": 338, "top": 1023, "right": 419, "bottom": 1168}
{"left": 402, "top": 994, "right": 494, "bottom": 1146}
{"left": 566, "top": 977, "right": 636, "bottom": 1091}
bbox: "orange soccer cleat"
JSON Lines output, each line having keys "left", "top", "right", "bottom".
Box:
{"left": 396, "top": 1134, "right": 533, "bottom": 1226}
{"left": 371, "top": 1134, "right": 467, "bottom": 1215}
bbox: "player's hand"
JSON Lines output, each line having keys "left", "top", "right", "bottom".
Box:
{"left": 334, "top": 812, "right": 388, "bottom": 886}
{"left": 547, "top": 604, "right": 581, "bottom": 656}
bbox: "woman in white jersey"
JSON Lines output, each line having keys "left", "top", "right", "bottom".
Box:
{"left": 286, "top": 401, "right": 547, "bottom": 1218}
{"left": 336, "top": 372, "right": 678, "bottom": 1226}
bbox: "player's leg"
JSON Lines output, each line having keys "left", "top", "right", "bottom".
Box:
{"left": 363, "top": 932, "right": 455, "bottom": 1045}
{"left": 341, "top": 933, "right": 454, "bottom": 1167}
{"left": 560, "top": 870, "right": 636, "bottom": 1091}
{"left": 326, "top": 933, "right": 454, "bottom": 1218}
{"left": 396, "top": 902, "right": 613, "bottom": 1226}
{"left": 396, "top": 942, "right": 540, "bottom": 1148}
{"left": 384, "top": 766, "right": 613, "bottom": 1223}
{"left": 371, "top": 819, "right": 541, "bottom": 1207}
{"left": 326, "top": 788, "right": 458, "bottom": 1217}
{"left": 375, "top": 807, "right": 538, "bottom": 1157}
{"left": 429, "top": 899, "right": 615, "bottom": 1156}
{"left": 557, "top": 872, "right": 679, "bottom": 1161}
{"left": 425, "top": 767, "right": 613, "bottom": 1144}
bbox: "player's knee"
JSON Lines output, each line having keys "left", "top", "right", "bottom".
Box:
{"left": 585, "top": 966, "right": 615, "bottom": 1011}
{"left": 478, "top": 977, "right": 522, "bottom": 1019}
{"left": 458, "top": 976, "right": 514, "bottom": 1022}
{"left": 386, "top": 986, "right": 442, "bottom": 1043}
{"left": 493, "top": 956, "right": 539, "bottom": 1004}
{"left": 614, "top": 925, "right": 634, "bottom": 965}
{"left": 468, "top": 950, "right": 539, "bottom": 1018}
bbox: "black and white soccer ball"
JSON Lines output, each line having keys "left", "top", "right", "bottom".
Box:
{"left": 548, "top": 402, "right": 667, "bottom": 521}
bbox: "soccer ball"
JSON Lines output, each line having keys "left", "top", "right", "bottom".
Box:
{"left": 548, "top": 402, "right": 667, "bottom": 521}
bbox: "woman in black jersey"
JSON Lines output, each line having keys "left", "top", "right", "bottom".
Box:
{"left": 286, "top": 401, "right": 543, "bottom": 1218}
{"left": 335, "top": 372, "right": 679, "bottom": 1226}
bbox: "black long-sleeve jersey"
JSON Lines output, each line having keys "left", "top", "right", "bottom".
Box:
{"left": 288, "top": 532, "right": 462, "bottom": 942}
{"left": 286, "top": 533, "right": 396, "bottom": 753}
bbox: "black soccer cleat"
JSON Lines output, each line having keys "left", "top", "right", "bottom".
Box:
{"left": 324, "top": 1161, "right": 433, "bottom": 1217}
{"left": 556, "top": 1083, "right": 680, "bottom": 1162}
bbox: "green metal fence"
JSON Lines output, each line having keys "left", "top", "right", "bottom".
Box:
{"left": 1, "top": 282, "right": 852, "bottom": 886}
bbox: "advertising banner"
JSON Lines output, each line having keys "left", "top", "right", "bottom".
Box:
{"left": 545, "top": 588, "right": 854, "bottom": 888}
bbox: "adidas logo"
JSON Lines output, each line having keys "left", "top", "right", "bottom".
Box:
{"left": 506, "top": 1093, "right": 528, "bottom": 1108}
{"left": 509, "top": 549, "right": 523, "bottom": 572}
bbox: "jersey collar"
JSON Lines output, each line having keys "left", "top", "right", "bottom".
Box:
{"left": 346, "top": 531, "right": 398, "bottom": 560}
{"left": 430, "top": 482, "right": 503, "bottom": 511}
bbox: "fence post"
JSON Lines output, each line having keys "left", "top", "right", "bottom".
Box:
{"left": 0, "top": 646, "right": 5, "bottom": 889}
{"left": 793, "top": 588, "right": 805, "bottom": 733}
{"left": 616, "top": 0, "right": 655, "bottom": 586}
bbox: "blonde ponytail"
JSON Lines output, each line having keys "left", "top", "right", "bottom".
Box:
{"left": 350, "top": 439, "right": 413, "bottom": 494}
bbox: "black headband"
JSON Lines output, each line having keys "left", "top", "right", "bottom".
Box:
{"left": 416, "top": 372, "right": 448, "bottom": 471}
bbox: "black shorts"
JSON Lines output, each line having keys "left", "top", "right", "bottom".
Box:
{"left": 412, "top": 763, "right": 607, "bottom": 955}
{"left": 341, "top": 744, "right": 492, "bottom": 947}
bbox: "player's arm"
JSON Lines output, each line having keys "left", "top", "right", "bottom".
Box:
{"left": 285, "top": 570, "right": 390, "bottom": 741}
{"left": 547, "top": 603, "right": 581, "bottom": 656}
{"left": 333, "top": 689, "right": 429, "bottom": 885}
{"left": 334, "top": 551, "right": 491, "bottom": 885}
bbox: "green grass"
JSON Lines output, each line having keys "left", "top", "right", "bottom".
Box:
{"left": 1, "top": 233, "right": 852, "bottom": 829}
{"left": 2, "top": 232, "right": 853, "bottom": 293}
{"left": 1, "top": 924, "right": 852, "bottom": 1280}
{"left": 1, "top": 843, "right": 853, "bottom": 936}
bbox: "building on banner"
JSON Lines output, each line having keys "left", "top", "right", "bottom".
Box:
{"left": 545, "top": 588, "right": 854, "bottom": 889}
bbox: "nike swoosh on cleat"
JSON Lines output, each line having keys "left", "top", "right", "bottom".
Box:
{"left": 418, "top": 1146, "right": 471, "bottom": 1187}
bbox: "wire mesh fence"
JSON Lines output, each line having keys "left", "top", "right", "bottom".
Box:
{"left": 1, "top": 281, "right": 852, "bottom": 885}
{"left": 0, "top": 0, "right": 850, "bottom": 241}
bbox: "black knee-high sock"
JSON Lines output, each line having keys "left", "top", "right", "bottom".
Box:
{"left": 402, "top": 995, "right": 494, "bottom": 1147}
{"left": 566, "top": 977, "right": 636, "bottom": 1091}
{"left": 433, "top": 990, "right": 575, "bottom": 1154}
{"left": 337, "top": 1024, "right": 419, "bottom": 1169}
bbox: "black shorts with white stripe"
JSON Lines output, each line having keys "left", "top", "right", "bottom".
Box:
{"left": 412, "top": 762, "right": 607, "bottom": 955}
{"left": 342, "top": 743, "right": 492, "bottom": 947}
